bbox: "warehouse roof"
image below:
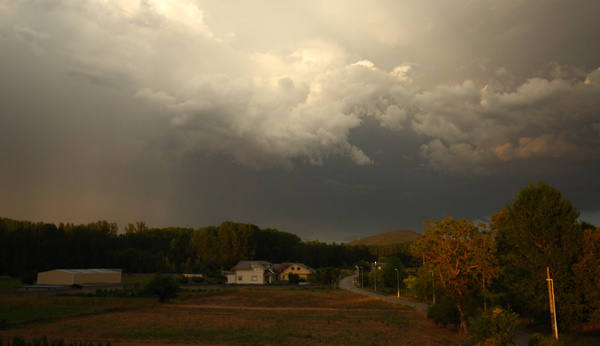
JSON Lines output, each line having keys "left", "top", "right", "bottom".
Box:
{"left": 41, "top": 269, "right": 122, "bottom": 274}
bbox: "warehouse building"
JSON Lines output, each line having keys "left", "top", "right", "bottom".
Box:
{"left": 36, "top": 268, "right": 122, "bottom": 286}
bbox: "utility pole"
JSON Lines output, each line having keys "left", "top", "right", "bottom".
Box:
{"left": 546, "top": 266, "right": 559, "bottom": 341}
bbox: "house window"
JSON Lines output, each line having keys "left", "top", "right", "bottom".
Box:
{"left": 238, "top": 276, "right": 243, "bottom": 281}
{"left": 251, "top": 275, "right": 257, "bottom": 281}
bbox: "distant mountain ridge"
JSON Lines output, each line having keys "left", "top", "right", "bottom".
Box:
{"left": 349, "top": 229, "right": 419, "bottom": 246}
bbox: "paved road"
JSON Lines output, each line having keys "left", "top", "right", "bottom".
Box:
{"left": 339, "top": 275, "right": 530, "bottom": 345}
{"left": 339, "top": 275, "right": 429, "bottom": 311}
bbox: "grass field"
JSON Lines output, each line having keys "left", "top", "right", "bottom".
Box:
{"left": 0, "top": 286, "right": 466, "bottom": 345}
{"left": 0, "top": 295, "right": 155, "bottom": 327}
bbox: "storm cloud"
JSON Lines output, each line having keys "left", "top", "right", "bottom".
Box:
{"left": 1, "top": 0, "right": 599, "bottom": 240}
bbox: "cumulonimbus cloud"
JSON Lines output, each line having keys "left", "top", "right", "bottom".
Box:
{"left": 2, "top": 0, "right": 599, "bottom": 173}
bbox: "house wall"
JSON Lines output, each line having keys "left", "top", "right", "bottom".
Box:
{"left": 279, "top": 265, "right": 312, "bottom": 280}
{"left": 233, "top": 269, "right": 265, "bottom": 284}
{"left": 226, "top": 273, "right": 236, "bottom": 284}
{"left": 37, "top": 270, "right": 74, "bottom": 285}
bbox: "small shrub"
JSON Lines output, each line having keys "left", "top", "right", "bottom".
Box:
{"left": 288, "top": 274, "right": 300, "bottom": 285}
{"left": 144, "top": 274, "right": 180, "bottom": 302}
{"left": 427, "top": 297, "right": 459, "bottom": 326}
{"left": 469, "top": 307, "right": 519, "bottom": 345}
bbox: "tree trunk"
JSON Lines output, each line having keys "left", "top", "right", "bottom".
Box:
{"left": 456, "top": 304, "right": 468, "bottom": 334}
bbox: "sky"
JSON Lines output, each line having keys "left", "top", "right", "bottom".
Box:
{"left": 1, "top": 0, "right": 600, "bottom": 242}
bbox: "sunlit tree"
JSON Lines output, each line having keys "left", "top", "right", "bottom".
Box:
{"left": 412, "top": 217, "right": 497, "bottom": 332}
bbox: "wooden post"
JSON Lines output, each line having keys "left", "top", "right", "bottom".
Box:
{"left": 546, "top": 267, "right": 559, "bottom": 340}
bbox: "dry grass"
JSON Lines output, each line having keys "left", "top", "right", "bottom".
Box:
{"left": 0, "top": 295, "right": 154, "bottom": 326}
{"left": 1, "top": 286, "right": 466, "bottom": 345}
{"left": 179, "top": 286, "right": 405, "bottom": 310}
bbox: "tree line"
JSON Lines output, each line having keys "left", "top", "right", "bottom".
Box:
{"left": 410, "top": 182, "right": 600, "bottom": 335}
{"left": 0, "top": 219, "right": 372, "bottom": 278}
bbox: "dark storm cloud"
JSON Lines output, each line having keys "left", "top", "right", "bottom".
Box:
{"left": 1, "top": 0, "right": 599, "bottom": 239}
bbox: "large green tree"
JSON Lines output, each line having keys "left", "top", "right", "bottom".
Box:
{"left": 572, "top": 226, "right": 600, "bottom": 325}
{"left": 491, "top": 182, "right": 584, "bottom": 327}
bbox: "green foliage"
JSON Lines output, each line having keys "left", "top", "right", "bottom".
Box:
{"left": 402, "top": 275, "right": 417, "bottom": 294}
{"left": 368, "top": 267, "right": 384, "bottom": 290}
{"left": 0, "top": 218, "right": 372, "bottom": 277}
{"left": 492, "top": 182, "right": 584, "bottom": 327}
{"left": 308, "top": 267, "right": 341, "bottom": 288}
{"left": 144, "top": 274, "right": 180, "bottom": 302}
{"left": 468, "top": 307, "right": 519, "bottom": 345}
{"left": 382, "top": 256, "right": 407, "bottom": 289}
{"left": 572, "top": 227, "right": 600, "bottom": 325}
{"left": 368, "top": 242, "right": 418, "bottom": 267}
{"left": 413, "top": 268, "right": 433, "bottom": 301}
{"left": 427, "top": 295, "right": 460, "bottom": 326}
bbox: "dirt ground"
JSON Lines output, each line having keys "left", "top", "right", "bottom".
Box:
{"left": 1, "top": 286, "right": 467, "bottom": 345}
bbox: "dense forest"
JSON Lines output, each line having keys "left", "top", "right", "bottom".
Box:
{"left": 0, "top": 219, "right": 373, "bottom": 277}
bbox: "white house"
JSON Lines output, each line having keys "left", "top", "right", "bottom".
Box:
{"left": 224, "top": 261, "right": 276, "bottom": 284}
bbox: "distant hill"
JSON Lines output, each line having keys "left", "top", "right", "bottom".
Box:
{"left": 349, "top": 229, "right": 420, "bottom": 246}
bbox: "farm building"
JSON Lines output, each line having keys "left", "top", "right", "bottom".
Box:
{"left": 36, "top": 269, "right": 122, "bottom": 286}
{"left": 277, "top": 263, "right": 315, "bottom": 281}
{"left": 224, "top": 261, "right": 276, "bottom": 284}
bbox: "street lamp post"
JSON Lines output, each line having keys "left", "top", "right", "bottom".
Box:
{"left": 355, "top": 265, "right": 359, "bottom": 287}
{"left": 394, "top": 268, "right": 400, "bottom": 298}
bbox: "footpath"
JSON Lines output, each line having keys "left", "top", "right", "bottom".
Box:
{"left": 339, "top": 276, "right": 428, "bottom": 311}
